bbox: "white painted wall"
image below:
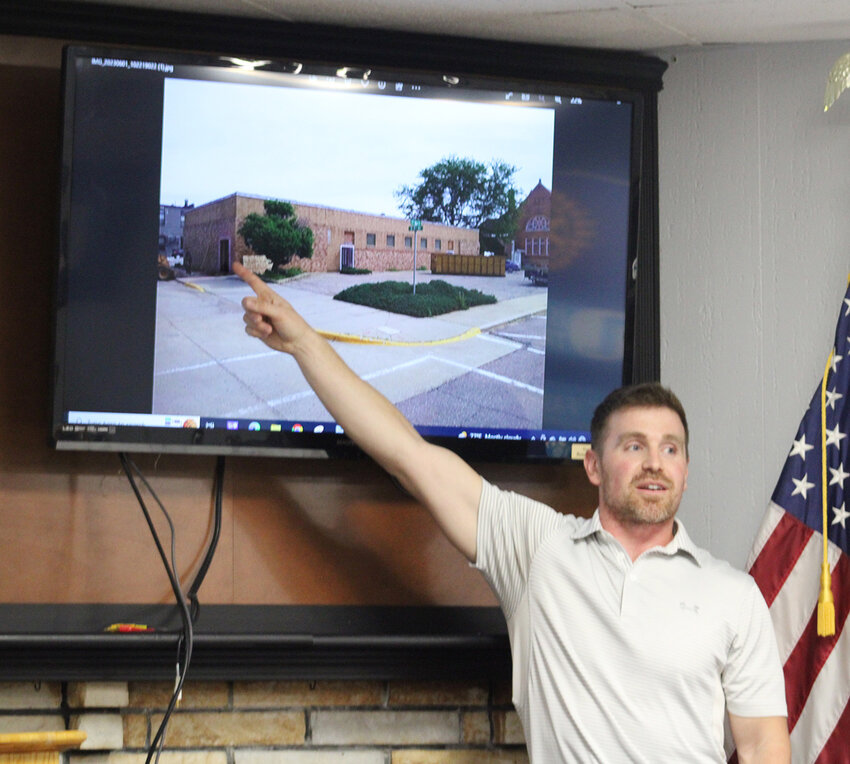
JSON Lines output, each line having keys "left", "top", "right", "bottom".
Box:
{"left": 656, "top": 40, "right": 850, "bottom": 569}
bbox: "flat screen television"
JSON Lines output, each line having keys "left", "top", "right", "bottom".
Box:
{"left": 51, "top": 41, "right": 660, "bottom": 462}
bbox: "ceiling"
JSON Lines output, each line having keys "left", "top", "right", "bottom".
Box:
{"left": 47, "top": 0, "right": 850, "bottom": 52}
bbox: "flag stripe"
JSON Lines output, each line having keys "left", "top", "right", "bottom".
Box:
{"left": 747, "top": 501, "right": 786, "bottom": 569}
{"left": 766, "top": 529, "right": 823, "bottom": 662}
{"left": 768, "top": 531, "right": 846, "bottom": 661}
{"left": 749, "top": 508, "right": 812, "bottom": 607}
{"left": 789, "top": 587, "right": 850, "bottom": 762}
{"left": 814, "top": 694, "right": 850, "bottom": 763}
{"left": 783, "top": 553, "right": 850, "bottom": 730}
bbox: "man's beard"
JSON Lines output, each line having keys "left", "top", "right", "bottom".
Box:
{"left": 601, "top": 471, "right": 681, "bottom": 526}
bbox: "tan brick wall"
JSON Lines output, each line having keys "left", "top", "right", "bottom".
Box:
{"left": 184, "top": 194, "right": 479, "bottom": 275}
{"left": 182, "top": 194, "right": 239, "bottom": 274}
{"left": 0, "top": 682, "right": 64, "bottom": 735}
{"left": 0, "top": 681, "right": 527, "bottom": 762}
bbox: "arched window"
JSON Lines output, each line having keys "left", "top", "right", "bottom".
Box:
{"left": 525, "top": 214, "right": 549, "bottom": 232}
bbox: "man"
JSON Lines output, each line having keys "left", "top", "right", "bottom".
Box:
{"left": 233, "top": 262, "right": 790, "bottom": 763}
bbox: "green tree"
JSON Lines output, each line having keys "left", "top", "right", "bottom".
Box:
{"left": 479, "top": 185, "right": 521, "bottom": 256}
{"left": 395, "top": 157, "right": 522, "bottom": 234}
{"left": 238, "top": 200, "right": 314, "bottom": 269}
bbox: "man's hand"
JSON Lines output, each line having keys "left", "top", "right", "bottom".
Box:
{"left": 233, "top": 261, "right": 308, "bottom": 355}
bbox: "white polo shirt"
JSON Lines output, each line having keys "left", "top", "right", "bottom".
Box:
{"left": 474, "top": 479, "right": 786, "bottom": 763}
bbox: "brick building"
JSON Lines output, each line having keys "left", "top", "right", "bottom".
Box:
{"left": 513, "top": 180, "right": 550, "bottom": 259}
{"left": 182, "top": 193, "right": 480, "bottom": 275}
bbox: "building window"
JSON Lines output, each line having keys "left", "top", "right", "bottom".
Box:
{"left": 420, "top": 237, "right": 427, "bottom": 249}
{"left": 366, "top": 233, "right": 376, "bottom": 246}
{"left": 525, "top": 237, "right": 549, "bottom": 256}
{"left": 435, "top": 239, "right": 442, "bottom": 250}
{"left": 526, "top": 214, "right": 549, "bottom": 231}
{"left": 447, "top": 240, "right": 455, "bottom": 253}
{"left": 159, "top": 208, "right": 166, "bottom": 225}
{"left": 386, "top": 234, "right": 395, "bottom": 247}
{"left": 404, "top": 236, "right": 413, "bottom": 248}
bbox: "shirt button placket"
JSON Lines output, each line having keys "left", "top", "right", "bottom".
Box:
{"left": 619, "top": 555, "right": 636, "bottom": 616}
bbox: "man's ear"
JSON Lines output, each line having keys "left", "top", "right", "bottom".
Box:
{"left": 584, "top": 447, "right": 602, "bottom": 487}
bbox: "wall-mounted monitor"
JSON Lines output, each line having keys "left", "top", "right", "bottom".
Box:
{"left": 51, "top": 41, "right": 660, "bottom": 462}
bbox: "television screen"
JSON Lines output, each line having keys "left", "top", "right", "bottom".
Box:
{"left": 51, "top": 43, "right": 651, "bottom": 461}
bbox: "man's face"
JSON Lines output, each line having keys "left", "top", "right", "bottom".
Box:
{"left": 584, "top": 405, "right": 689, "bottom": 526}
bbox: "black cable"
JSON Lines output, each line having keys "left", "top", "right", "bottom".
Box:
{"left": 118, "top": 454, "right": 193, "bottom": 764}
{"left": 186, "top": 455, "right": 225, "bottom": 623}
{"left": 117, "top": 454, "right": 225, "bottom": 762}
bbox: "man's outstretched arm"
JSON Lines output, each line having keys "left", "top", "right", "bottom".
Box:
{"left": 233, "top": 261, "right": 482, "bottom": 561}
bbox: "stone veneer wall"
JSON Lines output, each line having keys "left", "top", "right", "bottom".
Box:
{"left": 0, "top": 680, "right": 528, "bottom": 763}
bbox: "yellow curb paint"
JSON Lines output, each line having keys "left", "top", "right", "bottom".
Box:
{"left": 317, "top": 326, "right": 481, "bottom": 347}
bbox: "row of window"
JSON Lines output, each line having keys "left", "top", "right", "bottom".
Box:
{"left": 364, "top": 233, "right": 453, "bottom": 251}
{"left": 525, "top": 237, "right": 549, "bottom": 256}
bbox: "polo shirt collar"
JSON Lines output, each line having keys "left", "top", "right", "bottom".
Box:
{"left": 572, "top": 509, "right": 702, "bottom": 566}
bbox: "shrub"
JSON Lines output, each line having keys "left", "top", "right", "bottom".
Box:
{"left": 238, "top": 199, "right": 313, "bottom": 269}
{"left": 333, "top": 279, "right": 496, "bottom": 317}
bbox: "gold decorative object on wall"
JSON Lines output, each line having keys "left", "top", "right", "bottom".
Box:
{"left": 824, "top": 52, "right": 850, "bottom": 111}
{"left": 0, "top": 731, "right": 86, "bottom": 764}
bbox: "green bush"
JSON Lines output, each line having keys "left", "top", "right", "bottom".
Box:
{"left": 340, "top": 266, "right": 372, "bottom": 275}
{"left": 333, "top": 279, "right": 496, "bottom": 317}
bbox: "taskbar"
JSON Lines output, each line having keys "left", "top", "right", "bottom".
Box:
{"left": 64, "top": 411, "right": 592, "bottom": 459}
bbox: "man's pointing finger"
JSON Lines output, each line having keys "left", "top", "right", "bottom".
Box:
{"left": 233, "top": 261, "right": 276, "bottom": 300}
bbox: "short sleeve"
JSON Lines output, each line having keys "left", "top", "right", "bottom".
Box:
{"left": 722, "top": 579, "right": 788, "bottom": 718}
{"left": 474, "top": 479, "right": 569, "bottom": 620}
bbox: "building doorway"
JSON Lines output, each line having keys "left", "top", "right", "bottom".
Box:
{"left": 340, "top": 231, "right": 355, "bottom": 270}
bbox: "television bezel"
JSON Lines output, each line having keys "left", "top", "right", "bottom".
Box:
{"left": 49, "top": 31, "right": 662, "bottom": 464}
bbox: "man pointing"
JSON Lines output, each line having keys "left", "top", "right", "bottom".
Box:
{"left": 233, "top": 261, "right": 789, "bottom": 763}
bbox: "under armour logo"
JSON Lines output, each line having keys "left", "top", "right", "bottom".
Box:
{"left": 679, "top": 601, "right": 701, "bottom": 615}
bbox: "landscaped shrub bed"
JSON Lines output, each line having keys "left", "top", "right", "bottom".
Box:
{"left": 334, "top": 279, "right": 496, "bottom": 317}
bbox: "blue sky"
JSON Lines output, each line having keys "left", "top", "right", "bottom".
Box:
{"left": 160, "top": 74, "right": 555, "bottom": 218}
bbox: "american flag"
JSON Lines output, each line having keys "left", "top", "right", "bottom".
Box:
{"left": 746, "top": 281, "right": 850, "bottom": 763}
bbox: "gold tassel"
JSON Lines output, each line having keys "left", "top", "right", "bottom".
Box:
{"left": 817, "top": 561, "right": 836, "bottom": 637}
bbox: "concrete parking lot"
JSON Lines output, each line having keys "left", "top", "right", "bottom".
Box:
{"left": 152, "top": 269, "right": 548, "bottom": 430}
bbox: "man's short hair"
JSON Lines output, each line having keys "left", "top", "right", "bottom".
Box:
{"left": 590, "top": 382, "right": 689, "bottom": 455}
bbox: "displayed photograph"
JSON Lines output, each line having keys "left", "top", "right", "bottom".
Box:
{"left": 152, "top": 73, "right": 557, "bottom": 434}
